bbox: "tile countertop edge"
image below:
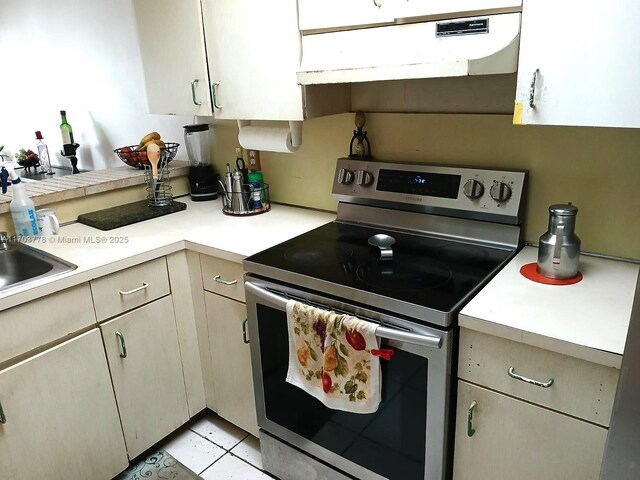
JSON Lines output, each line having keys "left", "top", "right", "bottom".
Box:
{"left": 460, "top": 246, "right": 640, "bottom": 369}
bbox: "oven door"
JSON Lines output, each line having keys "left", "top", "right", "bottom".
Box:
{"left": 245, "top": 277, "right": 453, "bottom": 480}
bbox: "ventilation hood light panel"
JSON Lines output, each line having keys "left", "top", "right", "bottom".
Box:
{"left": 298, "top": 13, "right": 521, "bottom": 85}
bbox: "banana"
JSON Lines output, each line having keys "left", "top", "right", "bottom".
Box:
{"left": 138, "top": 138, "right": 166, "bottom": 151}
{"left": 136, "top": 132, "right": 161, "bottom": 151}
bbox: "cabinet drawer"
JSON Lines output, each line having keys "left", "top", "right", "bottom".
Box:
{"left": 91, "top": 257, "right": 170, "bottom": 322}
{"left": 0, "top": 283, "right": 96, "bottom": 365}
{"left": 458, "top": 328, "right": 619, "bottom": 426}
{"left": 201, "top": 255, "right": 245, "bottom": 302}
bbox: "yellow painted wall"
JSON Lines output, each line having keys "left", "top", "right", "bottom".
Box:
{"left": 211, "top": 114, "right": 640, "bottom": 260}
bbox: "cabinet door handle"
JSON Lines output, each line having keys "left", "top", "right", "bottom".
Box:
{"left": 191, "top": 79, "right": 203, "bottom": 106}
{"left": 118, "top": 282, "right": 149, "bottom": 295}
{"left": 529, "top": 68, "right": 539, "bottom": 108}
{"left": 242, "top": 318, "right": 250, "bottom": 344}
{"left": 214, "top": 275, "right": 237, "bottom": 286}
{"left": 508, "top": 366, "right": 554, "bottom": 388}
{"left": 0, "top": 400, "right": 6, "bottom": 424}
{"left": 467, "top": 400, "right": 477, "bottom": 437}
{"left": 115, "top": 331, "right": 127, "bottom": 358}
{"left": 211, "top": 82, "right": 222, "bottom": 109}
{"left": 373, "top": 0, "right": 382, "bottom": 7}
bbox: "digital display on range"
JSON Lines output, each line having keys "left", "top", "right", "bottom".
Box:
{"left": 377, "top": 169, "right": 461, "bottom": 199}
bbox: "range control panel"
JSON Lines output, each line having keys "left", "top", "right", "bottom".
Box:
{"left": 332, "top": 158, "right": 528, "bottom": 225}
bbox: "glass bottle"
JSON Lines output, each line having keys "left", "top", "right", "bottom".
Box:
{"left": 35, "top": 131, "right": 54, "bottom": 175}
{"left": 60, "top": 110, "right": 75, "bottom": 156}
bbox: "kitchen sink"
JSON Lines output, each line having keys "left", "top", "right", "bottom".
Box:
{"left": 0, "top": 233, "right": 77, "bottom": 293}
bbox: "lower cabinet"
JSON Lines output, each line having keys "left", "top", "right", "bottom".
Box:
{"left": 0, "top": 329, "right": 128, "bottom": 479}
{"left": 101, "top": 295, "right": 189, "bottom": 459}
{"left": 453, "top": 327, "right": 617, "bottom": 480}
{"left": 454, "top": 380, "right": 608, "bottom": 480}
{"left": 204, "top": 290, "right": 259, "bottom": 436}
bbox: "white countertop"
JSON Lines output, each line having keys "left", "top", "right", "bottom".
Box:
{"left": 0, "top": 197, "right": 335, "bottom": 311}
{"left": 460, "top": 247, "right": 639, "bottom": 367}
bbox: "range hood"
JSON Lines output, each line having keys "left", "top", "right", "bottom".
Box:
{"left": 297, "top": 13, "right": 521, "bottom": 85}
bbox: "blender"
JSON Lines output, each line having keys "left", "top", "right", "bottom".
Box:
{"left": 183, "top": 124, "right": 218, "bottom": 201}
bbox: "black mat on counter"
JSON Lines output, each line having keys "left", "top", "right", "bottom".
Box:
{"left": 77, "top": 200, "right": 186, "bottom": 231}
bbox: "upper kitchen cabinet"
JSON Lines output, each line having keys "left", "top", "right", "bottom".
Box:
{"left": 133, "top": 0, "right": 213, "bottom": 116}
{"left": 201, "top": 0, "right": 305, "bottom": 121}
{"left": 298, "top": 0, "right": 522, "bottom": 31}
{"left": 514, "top": 0, "right": 640, "bottom": 128}
{"left": 298, "top": 0, "right": 397, "bottom": 31}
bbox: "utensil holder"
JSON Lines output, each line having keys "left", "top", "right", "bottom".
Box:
{"left": 221, "top": 183, "right": 270, "bottom": 216}
{"left": 143, "top": 151, "right": 172, "bottom": 207}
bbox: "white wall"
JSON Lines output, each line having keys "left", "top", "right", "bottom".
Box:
{"left": 0, "top": 0, "right": 193, "bottom": 170}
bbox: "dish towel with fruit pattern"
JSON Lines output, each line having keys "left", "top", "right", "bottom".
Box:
{"left": 285, "top": 300, "right": 382, "bottom": 414}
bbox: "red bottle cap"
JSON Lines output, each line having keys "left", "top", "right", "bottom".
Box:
{"left": 35, "top": 131, "right": 43, "bottom": 140}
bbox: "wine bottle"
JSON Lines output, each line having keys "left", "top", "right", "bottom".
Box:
{"left": 60, "top": 110, "right": 75, "bottom": 156}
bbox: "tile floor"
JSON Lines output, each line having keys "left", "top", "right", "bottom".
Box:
{"left": 155, "top": 411, "right": 276, "bottom": 479}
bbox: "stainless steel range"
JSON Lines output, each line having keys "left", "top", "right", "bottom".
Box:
{"left": 243, "top": 158, "right": 528, "bottom": 480}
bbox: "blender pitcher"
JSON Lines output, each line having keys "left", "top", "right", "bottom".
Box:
{"left": 184, "top": 124, "right": 218, "bottom": 201}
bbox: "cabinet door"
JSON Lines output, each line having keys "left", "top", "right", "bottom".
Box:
{"left": 514, "top": 0, "right": 640, "bottom": 128}
{"left": 101, "top": 296, "right": 189, "bottom": 458}
{"left": 397, "top": 0, "right": 521, "bottom": 20}
{"left": 453, "top": 380, "right": 608, "bottom": 480}
{"left": 298, "top": 0, "right": 397, "bottom": 31}
{"left": 201, "top": 0, "right": 304, "bottom": 120}
{"left": 0, "top": 330, "right": 128, "bottom": 480}
{"left": 133, "top": 0, "right": 213, "bottom": 115}
{"left": 205, "top": 291, "right": 259, "bottom": 436}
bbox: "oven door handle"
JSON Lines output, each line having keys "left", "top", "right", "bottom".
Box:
{"left": 245, "top": 281, "right": 443, "bottom": 350}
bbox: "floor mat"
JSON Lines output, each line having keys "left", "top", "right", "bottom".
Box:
{"left": 115, "top": 449, "right": 200, "bottom": 480}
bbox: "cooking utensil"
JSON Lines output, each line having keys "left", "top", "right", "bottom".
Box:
{"left": 537, "top": 203, "right": 581, "bottom": 279}
{"left": 147, "top": 143, "right": 161, "bottom": 200}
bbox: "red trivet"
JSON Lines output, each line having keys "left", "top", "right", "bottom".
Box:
{"left": 520, "top": 262, "right": 583, "bottom": 285}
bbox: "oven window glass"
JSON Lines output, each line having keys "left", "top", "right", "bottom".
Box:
{"left": 258, "top": 304, "right": 428, "bottom": 480}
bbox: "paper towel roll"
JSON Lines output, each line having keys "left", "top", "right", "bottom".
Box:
{"left": 238, "top": 126, "right": 299, "bottom": 153}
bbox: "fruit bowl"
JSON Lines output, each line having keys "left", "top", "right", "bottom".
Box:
{"left": 114, "top": 142, "right": 179, "bottom": 169}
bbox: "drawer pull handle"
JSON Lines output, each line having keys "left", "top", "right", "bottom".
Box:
{"left": 119, "top": 282, "right": 149, "bottom": 296}
{"left": 508, "top": 366, "right": 554, "bottom": 388}
{"left": 467, "top": 400, "right": 477, "bottom": 437}
{"left": 214, "top": 275, "right": 237, "bottom": 286}
{"left": 0, "top": 400, "right": 6, "bottom": 424}
{"left": 242, "top": 318, "right": 250, "bottom": 344}
{"left": 115, "top": 331, "right": 128, "bottom": 358}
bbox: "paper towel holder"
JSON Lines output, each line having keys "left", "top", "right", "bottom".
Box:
{"left": 237, "top": 120, "right": 303, "bottom": 151}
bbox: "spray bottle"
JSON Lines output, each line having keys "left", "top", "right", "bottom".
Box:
{"left": 1, "top": 161, "right": 39, "bottom": 236}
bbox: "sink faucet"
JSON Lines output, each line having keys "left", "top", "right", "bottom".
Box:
{"left": 0, "top": 231, "right": 9, "bottom": 250}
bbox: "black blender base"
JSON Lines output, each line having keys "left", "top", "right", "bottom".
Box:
{"left": 190, "top": 192, "right": 218, "bottom": 201}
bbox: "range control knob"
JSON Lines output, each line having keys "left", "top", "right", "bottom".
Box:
{"left": 337, "top": 168, "right": 355, "bottom": 185}
{"left": 356, "top": 170, "right": 374, "bottom": 187}
{"left": 463, "top": 179, "right": 484, "bottom": 199}
{"left": 490, "top": 181, "right": 512, "bottom": 202}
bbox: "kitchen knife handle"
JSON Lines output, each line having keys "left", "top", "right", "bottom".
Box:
{"left": 242, "top": 319, "right": 250, "bottom": 344}
{"left": 118, "top": 282, "right": 149, "bottom": 296}
{"left": 529, "top": 68, "right": 539, "bottom": 109}
{"left": 508, "top": 366, "right": 554, "bottom": 388}
{"left": 115, "top": 331, "right": 127, "bottom": 358}
{"left": 191, "top": 79, "right": 203, "bottom": 106}
{"left": 214, "top": 275, "right": 237, "bottom": 286}
{"left": 467, "top": 401, "right": 477, "bottom": 437}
